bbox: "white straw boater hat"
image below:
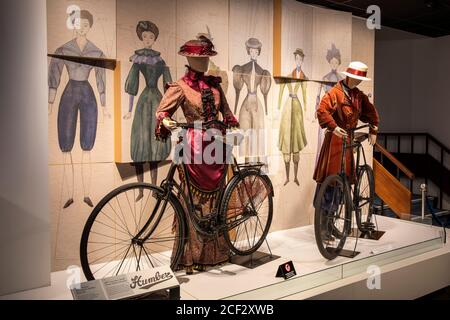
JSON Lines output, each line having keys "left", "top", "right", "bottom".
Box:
{"left": 341, "top": 61, "right": 371, "bottom": 81}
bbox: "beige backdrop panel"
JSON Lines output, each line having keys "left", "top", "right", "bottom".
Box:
{"left": 229, "top": 0, "right": 275, "bottom": 164}
{"left": 47, "top": 0, "right": 116, "bottom": 165}
{"left": 352, "top": 17, "right": 375, "bottom": 167}
{"left": 311, "top": 6, "right": 352, "bottom": 80}
{"left": 117, "top": 0, "right": 177, "bottom": 163}
{"left": 270, "top": 0, "right": 316, "bottom": 232}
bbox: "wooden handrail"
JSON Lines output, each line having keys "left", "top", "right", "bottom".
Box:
{"left": 379, "top": 132, "right": 449, "bottom": 154}
{"left": 374, "top": 142, "right": 415, "bottom": 180}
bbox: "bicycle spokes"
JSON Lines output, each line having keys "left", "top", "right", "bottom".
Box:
{"left": 82, "top": 184, "right": 185, "bottom": 280}
{"left": 223, "top": 172, "right": 273, "bottom": 255}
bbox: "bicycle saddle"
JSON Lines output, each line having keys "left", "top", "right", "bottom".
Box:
{"left": 354, "top": 132, "right": 369, "bottom": 143}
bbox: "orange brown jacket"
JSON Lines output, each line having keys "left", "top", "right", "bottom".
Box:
{"left": 313, "top": 80, "right": 379, "bottom": 183}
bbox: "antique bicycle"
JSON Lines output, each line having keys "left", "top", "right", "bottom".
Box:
{"left": 314, "top": 124, "right": 375, "bottom": 260}
{"left": 80, "top": 120, "right": 274, "bottom": 280}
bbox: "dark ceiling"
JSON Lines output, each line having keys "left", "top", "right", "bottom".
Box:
{"left": 298, "top": 0, "right": 450, "bottom": 37}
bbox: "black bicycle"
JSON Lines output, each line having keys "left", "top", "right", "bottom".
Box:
{"left": 314, "top": 124, "right": 375, "bottom": 260}
{"left": 80, "top": 120, "right": 274, "bottom": 280}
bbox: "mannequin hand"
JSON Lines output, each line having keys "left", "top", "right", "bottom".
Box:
{"left": 333, "top": 126, "right": 348, "bottom": 139}
{"left": 48, "top": 103, "right": 53, "bottom": 116}
{"left": 123, "top": 112, "right": 132, "bottom": 120}
{"left": 369, "top": 134, "right": 377, "bottom": 146}
{"left": 103, "top": 108, "right": 111, "bottom": 119}
{"left": 162, "top": 118, "right": 177, "bottom": 130}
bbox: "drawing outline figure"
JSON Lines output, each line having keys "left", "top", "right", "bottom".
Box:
{"left": 314, "top": 43, "right": 343, "bottom": 164}
{"left": 278, "top": 49, "right": 308, "bottom": 186}
{"left": 48, "top": 9, "right": 110, "bottom": 209}
{"left": 232, "top": 38, "right": 271, "bottom": 163}
{"left": 123, "top": 21, "right": 172, "bottom": 200}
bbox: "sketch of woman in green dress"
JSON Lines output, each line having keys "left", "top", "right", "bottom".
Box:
{"left": 278, "top": 49, "right": 308, "bottom": 186}
{"left": 123, "top": 21, "right": 172, "bottom": 200}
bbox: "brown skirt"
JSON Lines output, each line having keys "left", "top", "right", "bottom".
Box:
{"left": 173, "top": 166, "right": 230, "bottom": 273}
{"left": 313, "top": 131, "right": 356, "bottom": 183}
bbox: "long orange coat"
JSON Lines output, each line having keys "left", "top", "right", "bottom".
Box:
{"left": 313, "top": 80, "right": 379, "bottom": 183}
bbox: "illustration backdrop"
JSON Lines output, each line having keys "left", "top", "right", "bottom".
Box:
{"left": 47, "top": 0, "right": 376, "bottom": 271}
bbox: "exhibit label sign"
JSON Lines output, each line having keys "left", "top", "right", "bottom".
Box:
{"left": 275, "top": 261, "right": 297, "bottom": 280}
{"left": 70, "top": 266, "right": 179, "bottom": 300}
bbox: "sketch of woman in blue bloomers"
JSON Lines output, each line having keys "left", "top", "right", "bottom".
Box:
{"left": 48, "top": 9, "right": 111, "bottom": 209}
{"left": 123, "top": 21, "right": 172, "bottom": 201}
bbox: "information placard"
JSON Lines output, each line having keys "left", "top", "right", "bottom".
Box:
{"left": 71, "top": 266, "right": 180, "bottom": 300}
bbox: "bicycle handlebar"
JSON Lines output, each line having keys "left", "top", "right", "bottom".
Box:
{"left": 347, "top": 124, "right": 370, "bottom": 133}
{"left": 176, "top": 119, "right": 229, "bottom": 130}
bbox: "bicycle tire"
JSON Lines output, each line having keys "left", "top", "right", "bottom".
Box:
{"left": 80, "top": 183, "right": 186, "bottom": 281}
{"left": 314, "top": 174, "right": 352, "bottom": 260}
{"left": 355, "top": 165, "right": 375, "bottom": 232}
{"left": 220, "top": 169, "right": 273, "bottom": 256}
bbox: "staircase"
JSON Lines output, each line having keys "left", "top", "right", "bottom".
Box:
{"left": 373, "top": 132, "right": 450, "bottom": 227}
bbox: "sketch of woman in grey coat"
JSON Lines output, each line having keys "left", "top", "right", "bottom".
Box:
{"left": 232, "top": 38, "right": 271, "bottom": 163}
{"left": 314, "top": 44, "right": 343, "bottom": 163}
{"left": 123, "top": 21, "right": 172, "bottom": 201}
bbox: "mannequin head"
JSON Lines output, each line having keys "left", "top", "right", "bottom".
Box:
{"left": 187, "top": 56, "right": 210, "bottom": 73}
{"left": 346, "top": 76, "right": 362, "bottom": 89}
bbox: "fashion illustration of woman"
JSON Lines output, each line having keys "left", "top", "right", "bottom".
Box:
{"left": 232, "top": 38, "right": 271, "bottom": 163}
{"left": 314, "top": 44, "right": 343, "bottom": 163}
{"left": 48, "top": 9, "right": 110, "bottom": 209}
{"left": 124, "top": 21, "right": 172, "bottom": 200}
{"left": 278, "top": 49, "right": 308, "bottom": 186}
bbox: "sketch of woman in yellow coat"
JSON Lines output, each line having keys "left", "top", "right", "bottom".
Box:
{"left": 278, "top": 49, "right": 308, "bottom": 186}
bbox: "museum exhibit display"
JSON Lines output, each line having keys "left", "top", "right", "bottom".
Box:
{"left": 1, "top": 0, "right": 449, "bottom": 303}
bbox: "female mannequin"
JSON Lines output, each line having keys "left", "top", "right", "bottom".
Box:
{"left": 156, "top": 37, "right": 239, "bottom": 274}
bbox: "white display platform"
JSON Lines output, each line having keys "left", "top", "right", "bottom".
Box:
{"left": 178, "top": 215, "right": 445, "bottom": 300}
{"left": 1, "top": 216, "right": 447, "bottom": 300}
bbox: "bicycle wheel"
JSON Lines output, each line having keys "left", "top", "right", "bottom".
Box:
{"left": 220, "top": 169, "right": 273, "bottom": 256}
{"left": 80, "top": 183, "right": 186, "bottom": 281}
{"left": 314, "top": 175, "right": 352, "bottom": 260}
{"left": 355, "top": 165, "right": 375, "bottom": 232}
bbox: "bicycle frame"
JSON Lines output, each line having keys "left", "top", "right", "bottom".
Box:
{"left": 338, "top": 125, "right": 371, "bottom": 221}
{"left": 133, "top": 121, "right": 269, "bottom": 243}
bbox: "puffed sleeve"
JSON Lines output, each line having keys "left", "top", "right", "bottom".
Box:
{"left": 95, "top": 52, "right": 106, "bottom": 107}
{"left": 155, "top": 82, "right": 185, "bottom": 140}
{"left": 317, "top": 91, "right": 338, "bottom": 132}
{"left": 232, "top": 65, "right": 244, "bottom": 114}
{"left": 218, "top": 85, "right": 239, "bottom": 128}
{"left": 359, "top": 93, "right": 380, "bottom": 134}
{"left": 261, "top": 70, "right": 272, "bottom": 115}
{"left": 162, "top": 61, "right": 172, "bottom": 92}
{"left": 48, "top": 47, "right": 64, "bottom": 104}
{"left": 125, "top": 63, "right": 140, "bottom": 96}
{"left": 220, "top": 70, "right": 229, "bottom": 95}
